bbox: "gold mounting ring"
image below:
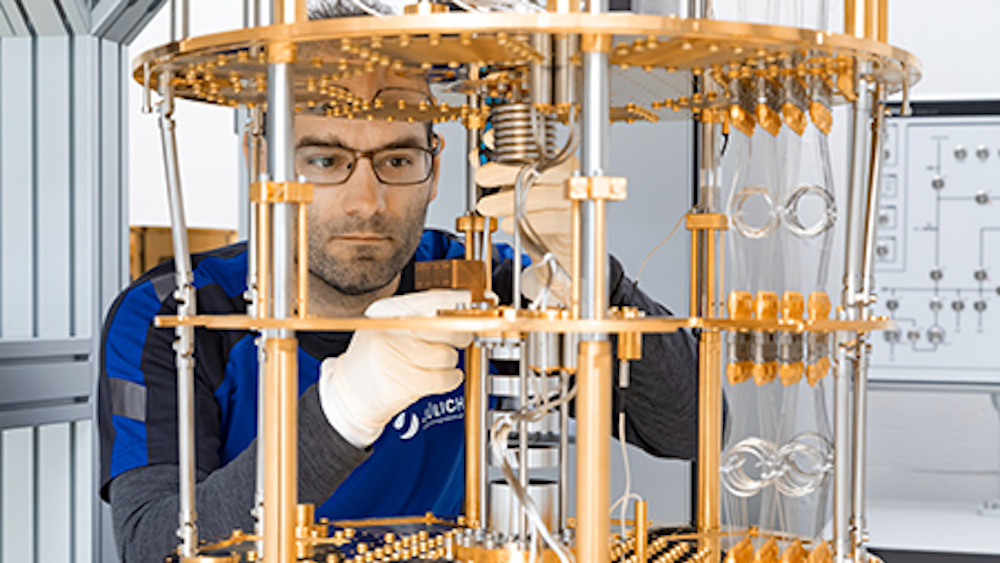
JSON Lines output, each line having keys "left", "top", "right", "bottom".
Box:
{"left": 250, "top": 181, "right": 315, "bottom": 203}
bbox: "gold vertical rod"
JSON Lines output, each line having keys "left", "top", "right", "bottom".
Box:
{"left": 262, "top": 337, "right": 298, "bottom": 563}
{"left": 865, "top": 0, "right": 876, "bottom": 40}
{"left": 705, "top": 229, "right": 716, "bottom": 319}
{"left": 696, "top": 329, "right": 722, "bottom": 561}
{"left": 877, "top": 0, "right": 888, "bottom": 42}
{"left": 258, "top": 203, "right": 271, "bottom": 319}
{"left": 297, "top": 203, "right": 308, "bottom": 318}
{"left": 576, "top": 340, "right": 612, "bottom": 563}
{"left": 689, "top": 228, "right": 698, "bottom": 317}
{"left": 845, "top": 0, "right": 857, "bottom": 36}
{"left": 464, "top": 343, "right": 484, "bottom": 529}
{"left": 635, "top": 500, "right": 648, "bottom": 563}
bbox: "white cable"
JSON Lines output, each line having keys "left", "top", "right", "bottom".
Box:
{"left": 347, "top": 0, "right": 383, "bottom": 16}
{"left": 608, "top": 412, "right": 643, "bottom": 562}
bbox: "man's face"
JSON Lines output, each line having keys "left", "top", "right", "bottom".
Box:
{"left": 296, "top": 112, "right": 438, "bottom": 296}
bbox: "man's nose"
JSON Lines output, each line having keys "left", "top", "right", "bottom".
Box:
{"left": 341, "top": 157, "right": 386, "bottom": 216}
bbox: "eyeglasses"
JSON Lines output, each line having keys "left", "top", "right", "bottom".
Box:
{"left": 296, "top": 141, "right": 439, "bottom": 185}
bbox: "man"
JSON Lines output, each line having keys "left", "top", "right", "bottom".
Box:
{"left": 99, "top": 33, "right": 699, "bottom": 563}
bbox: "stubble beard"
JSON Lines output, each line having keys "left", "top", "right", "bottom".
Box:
{"left": 307, "top": 200, "right": 430, "bottom": 296}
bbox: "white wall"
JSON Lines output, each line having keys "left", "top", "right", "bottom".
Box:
{"left": 128, "top": 0, "right": 244, "bottom": 229}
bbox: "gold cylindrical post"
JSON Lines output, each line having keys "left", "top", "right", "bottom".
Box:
{"left": 263, "top": 337, "right": 298, "bottom": 563}
{"left": 464, "top": 342, "right": 484, "bottom": 529}
{"left": 576, "top": 340, "right": 612, "bottom": 563}
{"left": 257, "top": 203, "right": 271, "bottom": 319}
{"left": 635, "top": 499, "right": 648, "bottom": 563}
{"left": 696, "top": 330, "right": 722, "bottom": 560}
{"left": 877, "top": 0, "right": 888, "bottom": 42}
{"left": 297, "top": 203, "right": 308, "bottom": 318}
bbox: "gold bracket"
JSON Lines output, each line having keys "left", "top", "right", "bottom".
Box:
{"left": 612, "top": 306, "right": 642, "bottom": 361}
{"left": 404, "top": 1, "right": 448, "bottom": 14}
{"left": 455, "top": 214, "right": 496, "bottom": 234}
{"left": 415, "top": 259, "right": 487, "bottom": 302}
{"left": 250, "top": 181, "right": 314, "bottom": 203}
{"left": 685, "top": 213, "right": 728, "bottom": 231}
{"left": 565, "top": 176, "right": 627, "bottom": 201}
{"left": 581, "top": 33, "right": 612, "bottom": 53}
{"left": 266, "top": 42, "right": 297, "bottom": 64}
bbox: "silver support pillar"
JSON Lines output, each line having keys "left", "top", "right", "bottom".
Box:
{"left": 266, "top": 62, "right": 297, "bottom": 328}
{"left": 157, "top": 73, "right": 199, "bottom": 559}
{"left": 835, "top": 67, "right": 873, "bottom": 563}
{"left": 170, "top": 0, "right": 189, "bottom": 41}
{"left": 579, "top": 46, "right": 609, "bottom": 325}
{"left": 851, "top": 84, "right": 887, "bottom": 563}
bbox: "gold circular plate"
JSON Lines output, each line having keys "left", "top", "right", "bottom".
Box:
{"left": 154, "top": 313, "right": 893, "bottom": 334}
{"left": 133, "top": 13, "right": 920, "bottom": 124}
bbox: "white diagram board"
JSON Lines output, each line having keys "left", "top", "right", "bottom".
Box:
{"left": 870, "top": 108, "right": 1000, "bottom": 386}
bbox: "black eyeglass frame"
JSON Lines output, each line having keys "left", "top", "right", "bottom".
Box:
{"left": 299, "top": 133, "right": 442, "bottom": 187}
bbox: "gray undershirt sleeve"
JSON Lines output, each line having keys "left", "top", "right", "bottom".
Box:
{"left": 608, "top": 256, "right": 701, "bottom": 461}
{"left": 109, "top": 384, "right": 370, "bottom": 563}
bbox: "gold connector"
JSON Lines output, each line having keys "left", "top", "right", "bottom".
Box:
{"left": 808, "top": 291, "right": 831, "bottom": 320}
{"left": 806, "top": 541, "right": 832, "bottom": 563}
{"left": 686, "top": 213, "right": 729, "bottom": 231}
{"left": 403, "top": 1, "right": 448, "bottom": 14}
{"left": 581, "top": 33, "right": 612, "bottom": 53}
{"left": 754, "top": 538, "right": 779, "bottom": 563}
{"left": 615, "top": 306, "right": 642, "bottom": 361}
{"left": 266, "top": 42, "right": 297, "bottom": 64}
{"left": 782, "top": 102, "right": 807, "bottom": 135}
{"left": 806, "top": 357, "right": 830, "bottom": 387}
{"left": 414, "top": 259, "right": 486, "bottom": 302}
{"left": 727, "top": 291, "right": 754, "bottom": 385}
{"left": 565, "top": 176, "right": 628, "bottom": 201}
{"left": 724, "top": 536, "right": 752, "bottom": 563}
{"left": 250, "top": 181, "right": 314, "bottom": 204}
{"left": 809, "top": 101, "right": 833, "bottom": 135}
{"left": 753, "top": 291, "right": 779, "bottom": 385}
{"left": 779, "top": 539, "right": 806, "bottom": 563}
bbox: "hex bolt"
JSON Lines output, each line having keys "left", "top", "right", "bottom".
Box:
{"left": 930, "top": 268, "right": 943, "bottom": 281}
{"left": 952, "top": 299, "right": 965, "bottom": 312}
{"left": 907, "top": 329, "right": 921, "bottom": 342}
{"left": 884, "top": 329, "right": 901, "bottom": 343}
{"left": 975, "top": 269, "right": 989, "bottom": 281}
{"left": 929, "top": 297, "right": 943, "bottom": 311}
{"left": 977, "top": 191, "right": 991, "bottom": 205}
{"left": 886, "top": 298, "right": 899, "bottom": 311}
{"left": 954, "top": 145, "right": 968, "bottom": 160}
{"left": 975, "top": 300, "right": 988, "bottom": 312}
{"left": 977, "top": 145, "right": 990, "bottom": 160}
{"left": 931, "top": 175, "right": 945, "bottom": 190}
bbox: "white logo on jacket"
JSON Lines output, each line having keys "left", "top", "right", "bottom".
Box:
{"left": 393, "top": 396, "right": 465, "bottom": 441}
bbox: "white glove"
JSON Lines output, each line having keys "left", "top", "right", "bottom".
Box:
{"left": 319, "top": 290, "right": 472, "bottom": 448}
{"left": 476, "top": 158, "right": 576, "bottom": 306}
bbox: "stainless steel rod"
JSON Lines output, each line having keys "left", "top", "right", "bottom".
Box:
{"left": 170, "top": 0, "right": 189, "bottom": 41}
{"left": 835, "top": 67, "right": 872, "bottom": 563}
{"left": 466, "top": 66, "right": 481, "bottom": 214}
{"left": 579, "top": 49, "right": 609, "bottom": 325}
{"left": 157, "top": 73, "right": 199, "bottom": 559}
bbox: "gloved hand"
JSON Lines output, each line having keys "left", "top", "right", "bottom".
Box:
{"left": 319, "top": 290, "right": 472, "bottom": 448}
{"left": 476, "top": 157, "right": 577, "bottom": 306}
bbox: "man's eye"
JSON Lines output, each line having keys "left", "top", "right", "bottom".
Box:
{"left": 309, "top": 155, "right": 346, "bottom": 169}
{"left": 378, "top": 152, "right": 416, "bottom": 168}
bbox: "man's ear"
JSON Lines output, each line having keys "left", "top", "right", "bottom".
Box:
{"left": 429, "top": 132, "right": 445, "bottom": 201}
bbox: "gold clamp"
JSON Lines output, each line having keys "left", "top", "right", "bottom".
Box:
{"left": 250, "top": 181, "right": 314, "bottom": 204}
{"left": 565, "top": 176, "right": 627, "bottom": 201}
